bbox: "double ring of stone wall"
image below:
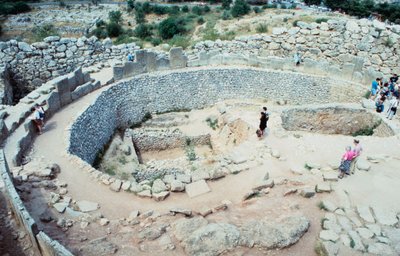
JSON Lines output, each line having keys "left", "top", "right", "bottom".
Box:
{"left": 68, "top": 66, "right": 367, "bottom": 164}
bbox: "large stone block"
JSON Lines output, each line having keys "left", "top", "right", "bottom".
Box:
{"left": 169, "top": 47, "right": 187, "bottom": 69}
{"left": 156, "top": 56, "right": 170, "bottom": 71}
{"left": 145, "top": 52, "right": 157, "bottom": 72}
{"left": 71, "top": 82, "right": 94, "bottom": 100}
{"left": 0, "top": 119, "right": 8, "bottom": 144}
{"left": 134, "top": 50, "right": 147, "bottom": 66}
{"left": 123, "top": 62, "right": 144, "bottom": 78}
{"left": 53, "top": 76, "right": 71, "bottom": 107}
{"left": 45, "top": 91, "right": 61, "bottom": 117}
{"left": 113, "top": 64, "right": 124, "bottom": 81}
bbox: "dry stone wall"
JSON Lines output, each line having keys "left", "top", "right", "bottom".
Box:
{"left": 69, "top": 67, "right": 366, "bottom": 164}
{"left": 190, "top": 18, "right": 400, "bottom": 83}
{"left": 0, "top": 36, "right": 139, "bottom": 98}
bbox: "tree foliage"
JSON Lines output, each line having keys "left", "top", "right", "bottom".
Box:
{"left": 109, "top": 10, "right": 123, "bottom": 24}
{"left": 231, "top": 0, "right": 250, "bottom": 17}
{"left": 158, "top": 17, "right": 186, "bottom": 39}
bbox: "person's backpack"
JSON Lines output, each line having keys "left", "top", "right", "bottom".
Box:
{"left": 376, "top": 105, "right": 383, "bottom": 113}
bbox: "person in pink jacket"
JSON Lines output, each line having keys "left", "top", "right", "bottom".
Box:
{"left": 338, "top": 146, "right": 355, "bottom": 179}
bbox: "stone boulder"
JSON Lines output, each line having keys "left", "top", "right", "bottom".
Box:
{"left": 152, "top": 179, "right": 167, "bottom": 194}
{"left": 172, "top": 217, "right": 208, "bottom": 242}
{"left": 240, "top": 216, "right": 310, "bottom": 249}
{"left": 183, "top": 223, "right": 241, "bottom": 256}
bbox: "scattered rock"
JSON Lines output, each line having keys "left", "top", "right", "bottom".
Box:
{"left": 76, "top": 201, "right": 99, "bottom": 213}
{"left": 170, "top": 180, "right": 185, "bottom": 192}
{"left": 172, "top": 217, "right": 208, "bottom": 241}
{"left": 356, "top": 228, "right": 374, "bottom": 239}
{"left": 300, "top": 188, "right": 315, "bottom": 198}
{"left": 372, "top": 206, "right": 398, "bottom": 226}
{"left": 242, "top": 190, "right": 259, "bottom": 201}
{"left": 153, "top": 191, "right": 170, "bottom": 201}
{"left": 53, "top": 202, "right": 68, "bottom": 213}
{"left": 323, "top": 173, "right": 338, "bottom": 182}
{"left": 152, "top": 179, "right": 167, "bottom": 194}
{"left": 170, "top": 208, "right": 192, "bottom": 217}
{"left": 368, "top": 243, "right": 395, "bottom": 255}
{"left": 356, "top": 205, "right": 375, "bottom": 223}
{"left": 290, "top": 168, "right": 304, "bottom": 175}
{"left": 284, "top": 188, "right": 298, "bottom": 197}
{"left": 321, "top": 200, "right": 337, "bottom": 212}
{"left": 252, "top": 179, "right": 274, "bottom": 191}
{"left": 316, "top": 183, "right": 332, "bottom": 193}
{"left": 208, "top": 168, "right": 226, "bottom": 180}
{"left": 110, "top": 180, "right": 122, "bottom": 192}
{"left": 137, "top": 190, "right": 152, "bottom": 198}
{"left": 80, "top": 237, "right": 118, "bottom": 255}
{"left": 356, "top": 159, "right": 371, "bottom": 171}
{"left": 99, "top": 218, "right": 109, "bottom": 226}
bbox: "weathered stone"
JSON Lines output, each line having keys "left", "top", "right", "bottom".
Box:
{"left": 356, "top": 228, "right": 374, "bottom": 239}
{"left": 76, "top": 201, "right": 99, "bottom": 213}
{"left": 53, "top": 202, "right": 68, "bottom": 213}
{"left": 170, "top": 208, "right": 192, "bottom": 217}
{"left": 137, "top": 190, "right": 152, "bottom": 198}
{"left": 110, "top": 179, "right": 122, "bottom": 192}
{"left": 372, "top": 206, "right": 398, "bottom": 226}
{"left": 323, "top": 172, "right": 338, "bottom": 182}
{"left": 170, "top": 180, "right": 185, "bottom": 192}
{"left": 300, "top": 188, "right": 315, "bottom": 198}
{"left": 356, "top": 159, "right": 371, "bottom": 171}
{"left": 152, "top": 179, "right": 167, "bottom": 194}
{"left": 252, "top": 179, "right": 274, "bottom": 191}
{"left": 320, "top": 230, "right": 339, "bottom": 242}
{"left": 368, "top": 243, "right": 395, "bottom": 255}
{"left": 316, "top": 183, "right": 332, "bottom": 193}
{"left": 153, "top": 191, "right": 170, "bottom": 201}
{"left": 321, "top": 200, "right": 337, "bottom": 212}
{"left": 172, "top": 217, "right": 208, "bottom": 242}
{"left": 185, "top": 180, "right": 210, "bottom": 198}
{"left": 357, "top": 205, "right": 375, "bottom": 223}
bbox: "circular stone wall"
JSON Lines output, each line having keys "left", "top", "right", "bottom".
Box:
{"left": 280, "top": 105, "right": 395, "bottom": 136}
{"left": 68, "top": 67, "right": 366, "bottom": 164}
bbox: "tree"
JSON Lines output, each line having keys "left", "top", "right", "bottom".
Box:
{"left": 222, "top": 0, "right": 232, "bottom": 10}
{"left": 109, "top": 10, "right": 123, "bottom": 24}
{"left": 158, "top": 17, "right": 186, "bottom": 39}
{"left": 192, "top": 6, "right": 203, "bottom": 15}
{"left": 134, "top": 24, "right": 152, "bottom": 39}
{"left": 142, "top": 2, "right": 152, "bottom": 14}
{"left": 182, "top": 5, "right": 189, "bottom": 12}
{"left": 231, "top": 0, "right": 250, "bottom": 17}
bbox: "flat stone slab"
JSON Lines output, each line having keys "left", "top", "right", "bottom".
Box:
{"left": 53, "top": 202, "right": 68, "bottom": 213}
{"left": 319, "top": 230, "right": 339, "bottom": 242}
{"left": 372, "top": 206, "right": 398, "bottom": 226}
{"left": 76, "top": 200, "right": 99, "bottom": 213}
{"left": 323, "top": 172, "right": 338, "bottom": 182}
{"left": 357, "top": 205, "right": 375, "bottom": 223}
{"left": 185, "top": 180, "right": 211, "bottom": 198}
{"left": 316, "top": 183, "right": 332, "bottom": 193}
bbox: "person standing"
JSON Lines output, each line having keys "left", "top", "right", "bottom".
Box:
{"left": 30, "top": 107, "right": 43, "bottom": 135}
{"left": 338, "top": 146, "right": 355, "bottom": 179}
{"left": 370, "top": 78, "right": 380, "bottom": 100}
{"left": 350, "top": 139, "right": 362, "bottom": 174}
{"left": 259, "top": 112, "right": 267, "bottom": 136}
{"left": 387, "top": 96, "right": 400, "bottom": 120}
{"left": 294, "top": 52, "right": 301, "bottom": 66}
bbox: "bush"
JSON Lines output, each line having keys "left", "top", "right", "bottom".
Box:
{"left": 231, "top": 0, "right": 250, "bottom": 17}
{"left": 192, "top": 6, "right": 203, "bottom": 15}
{"left": 134, "top": 24, "right": 152, "bottom": 39}
{"left": 292, "top": 20, "right": 299, "bottom": 27}
{"left": 114, "top": 34, "right": 135, "bottom": 45}
{"left": 135, "top": 7, "right": 146, "bottom": 24}
{"left": 158, "top": 17, "right": 186, "bottom": 39}
{"left": 169, "top": 35, "right": 191, "bottom": 49}
{"left": 150, "top": 37, "right": 162, "bottom": 46}
{"left": 92, "top": 27, "right": 108, "bottom": 39}
{"left": 127, "top": 0, "right": 135, "bottom": 12}
{"left": 222, "top": 0, "right": 232, "bottom": 9}
{"left": 256, "top": 23, "right": 268, "bottom": 33}
{"left": 142, "top": 2, "right": 152, "bottom": 14}
{"left": 221, "top": 10, "right": 231, "bottom": 20}
{"left": 197, "top": 17, "right": 205, "bottom": 24}
{"left": 182, "top": 5, "right": 189, "bottom": 12}
{"left": 204, "top": 5, "right": 211, "bottom": 13}
{"left": 153, "top": 5, "right": 169, "bottom": 15}
{"left": 253, "top": 6, "right": 262, "bottom": 13}
{"left": 315, "top": 18, "right": 328, "bottom": 23}
{"left": 31, "top": 24, "right": 59, "bottom": 42}
{"left": 169, "top": 5, "right": 180, "bottom": 15}
{"left": 96, "top": 19, "right": 106, "bottom": 28}
{"left": 106, "top": 22, "right": 123, "bottom": 37}
{"left": 0, "top": 2, "right": 31, "bottom": 15}
{"left": 109, "top": 10, "right": 123, "bottom": 24}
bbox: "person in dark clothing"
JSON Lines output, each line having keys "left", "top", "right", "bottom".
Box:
{"left": 390, "top": 74, "right": 398, "bottom": 84}
{"left": 259, "top": 112, "right": 267, "bottom": 136}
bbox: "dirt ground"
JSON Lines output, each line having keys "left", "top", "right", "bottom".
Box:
{"left": 12, "top": 88, "right": 399, "bottom": 255}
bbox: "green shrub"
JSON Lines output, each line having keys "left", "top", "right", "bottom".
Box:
{"left": 96, "top": 19, "right": 106, "bottom": 28}
{"left": 92, "top": 27, "right": 108, "bottom": 39}
{"left": 256, "top": 23, "right": 268, "bottom": 33}
{"left": 206, "top": 117, "right": 219, "bottom": 130}
{"left": 169, "top": 35, "right": 191, "bottom": 49}
{"left": 192, "top": 6, "right": 203, "bottom": 15}
{"left": 106, "top": 22, "right": 123, "bottom": 37}
{"left": 31, "top": 24, "right": 59, "bottom": 42}
{"left": 127, "top": 0, "right": 135, "bottom": 12}
{"left": 222, "top": 10, "right": 231, "bottom": 20}
{"left": 158, "top": 17, "right": 186, "bottom": 39}
{"left": 182, "top": 5, "right": 189, "bottom": 12}
{"left": 231, "top": 0, "right": 250, "bottom": 17}
{"left": 222, "top": 0, "right": 232, "bottom": 9}
{"left": 364, "top": 90, "right": 371, "bottom": 99}
{"left": 150, "top": 37, "right": 162, "bottom": 46}
{"left": 135, "top": 7, "right": 146, "bottom": 24}
{"left": 114, "top": 34, "right": 134, "bottom": 45}
{"left": 204, "top": 5, "right": 211, "bottom": 12}
{"left": 197, "top": 17, "right": 205, "bottom": 24}
{"left": 0, "top": 2, "right": 31, "bottom": 15}
{"left": 109, "top": 10, "right": 123, "bottom": 24}
{"left": 253, "top": 6, "right": 262, "bottom": 13}
{"left": 315, "top": 18, "right": 328, "bottom": 23}
{"left": 134, "top": 24, "right": 152, "bottom": 39}
{"left": 142, "top": 2, "right": 152, "bottom": 14}
{"left": 169, "top": 5, "right": 180, "bottom": 15}
{"left": 292, "top": 19, "right": 299, "bottom": 27}
{"left": 153, "top": 5, "right": 169, "bottom": 15}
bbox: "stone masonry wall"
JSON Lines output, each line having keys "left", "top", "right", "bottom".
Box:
{"left": 69, "top": 67, "right": 366, "bottom": 164}
{"left": 0, "top": 36, "right": 139, "bottom": 98}
{"left": 190, "top": 18, "right": 400, "bottom": 83}
{"left": 0, "top": 66, "right": 13, "bottom": 105}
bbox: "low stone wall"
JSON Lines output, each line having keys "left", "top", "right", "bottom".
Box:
{"left": 190, "top": 18, "right": 400, "bottom": 82}
{"left": 69, "top": 67, "right": 367, "bottom": 164}
{"left": 0, "top": 36, "right": 139, "bottom": 98}
{"left": 0, "top": 150, "right": 73, "bottom": 256}
{"left": 280, "top": 104, "right": 395, "bottom": 136}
